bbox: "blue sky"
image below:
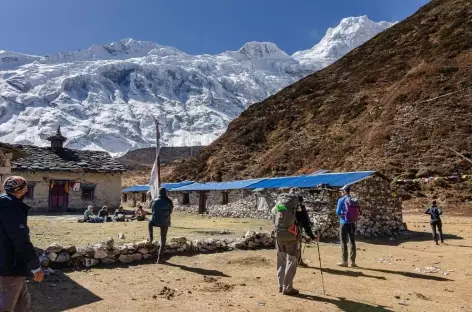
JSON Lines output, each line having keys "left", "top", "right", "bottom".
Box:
{"left": 1, "top": 0, "right": 429, "bottom": 56}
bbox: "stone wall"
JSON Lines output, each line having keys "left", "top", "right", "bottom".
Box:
{"left": 38, "top": 231, "right": 274, "bottom": 270}
{"left": 169, "top": 175, "right": 405, "bottom": 238}
{"left": 16, "top": 171, "right": 122, "bottom": 212}
{"left": 122, "top": 192, "right": 152, "bottom": 208}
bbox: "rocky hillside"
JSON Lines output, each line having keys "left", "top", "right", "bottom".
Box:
{"left": 117, "top": 146, "right": 204, "bottom": 169}
{"left": 170, "top": 0, "right": 472, "bottom": 182}
{"left": 0, "top": 17, "right": 393, "bottom": 155}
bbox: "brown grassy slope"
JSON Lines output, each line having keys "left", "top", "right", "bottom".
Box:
{"left": 169, "top": 0, "right": 472, "bottom": 182}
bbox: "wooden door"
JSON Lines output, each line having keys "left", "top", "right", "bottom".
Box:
{"left": 198, "top": 192, "right": 207, "bottom": 214}
{"left": 49, "top": 182, "right": 69, "bottom": 211}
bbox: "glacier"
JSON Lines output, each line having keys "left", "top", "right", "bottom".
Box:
{"left": 0, "top": 16, "right": 394, "bottom": 156}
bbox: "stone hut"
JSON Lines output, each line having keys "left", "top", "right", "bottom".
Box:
{"left": 9, "top": 127, "right": 126, "bottom": 212}
{"left": 168, "top": 171, "right": 405, "bottom": 238}
{"left": 121, "top": 181, "right": 194, "bottom": 208}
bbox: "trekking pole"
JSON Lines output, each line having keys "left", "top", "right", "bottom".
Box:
{"left": 316, "top": 240, "right": 326, "bottom": 295}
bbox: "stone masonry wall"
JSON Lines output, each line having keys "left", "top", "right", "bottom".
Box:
{"left": 0, "top": 150, "right": 12, "bottom": 193}
{"left": 17, "top": 171, "right": 122, "bottom": 212}
{"left": 169, "top": 175, "right": 405, "bottom": 238}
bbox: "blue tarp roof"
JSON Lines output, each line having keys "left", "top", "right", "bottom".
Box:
{"left": 246, "top": 171, "right": 376, "bottom": 189}
{"left": 169, "top": 171, "right": 376, "bottom": 192}
{"left": 122, "top": 181, "right": 194, "bottom": 193}
{"left": 171, "top": 179, "right": 265, "bottom": 192}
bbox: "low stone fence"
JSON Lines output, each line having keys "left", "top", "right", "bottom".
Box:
{"left": 38, "top": 231, "right": 275, "bottom": 269}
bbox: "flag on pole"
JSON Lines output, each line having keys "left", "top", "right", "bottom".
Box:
{"left": 149, "top": 119, "right": 161, "bottom": 200}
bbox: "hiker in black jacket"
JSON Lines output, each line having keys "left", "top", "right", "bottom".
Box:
{"left": 296, "top": 196, "right": 317, "bottom": 267}
{"left": 425, "top": 201, "right": 444, "bottom": 245}
{"left": 0, "top": 176, "right": 44, "bottom": 311}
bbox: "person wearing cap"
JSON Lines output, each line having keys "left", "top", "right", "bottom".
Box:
{"left": 0, "top": 176, "right": 44, "bottom": 311}
{"left": 149, "top": 187, "right": 174, "bottom": 263}
{"left": 336, "top": 185, "right": 357, "bottom": 267}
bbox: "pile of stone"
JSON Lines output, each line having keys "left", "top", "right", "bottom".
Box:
{"left": 38, "top": 231, "right": 275, "bottom": 270}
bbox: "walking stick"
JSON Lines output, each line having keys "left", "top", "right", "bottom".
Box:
{"left": 316, "top": 239, "right": 326, "bottom": 295}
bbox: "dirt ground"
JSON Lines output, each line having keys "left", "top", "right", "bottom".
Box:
{"left": 27, "top": 213, "right": 472, "bottom": 312}
{"left": 28, "top": 212, "right": 272, "bottom": 249}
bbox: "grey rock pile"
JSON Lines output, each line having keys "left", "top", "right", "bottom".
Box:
{"left": 38, "top": 232, "right": 275, "bottom": 270}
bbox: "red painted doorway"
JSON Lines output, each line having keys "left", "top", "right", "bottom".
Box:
{"left": 49, "top": 181, "right": 69, "bottom": 211}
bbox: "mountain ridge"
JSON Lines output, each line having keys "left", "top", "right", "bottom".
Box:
{"left": 0, "top": 16, "right": 393, "bottom": 155}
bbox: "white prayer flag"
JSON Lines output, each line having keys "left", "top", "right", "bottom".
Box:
{"left": 149, "top": 120, "right": 161, "bottom": 200}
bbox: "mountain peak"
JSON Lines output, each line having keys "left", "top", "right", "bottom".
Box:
{"left": 293, "top": 16, "right": 395, "bottom": 65}
{"left": 238, "top": 41, "right": 289, "bottom": 60}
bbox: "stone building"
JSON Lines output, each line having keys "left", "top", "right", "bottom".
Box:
{"left": 168, "top": 172, "right": 405, "bottom": 238}
{"left": 121, "top": 181, "right": 194, "bottom": 207}
{"left": 9, "top": 127, "right": 126, "bottom": 212}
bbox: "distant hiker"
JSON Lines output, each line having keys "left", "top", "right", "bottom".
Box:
{"left": 134, "top": 205, "right": 146, "bottom": 221}
{"left": 336, "top": 185, "right": 360, "bottom": 267}
{"left": 113, "top": 206, "right": 127, "bottom": 222}
{"left": 98, "top": 206, "right": 111, "bottom": 222}
{"left": 424, "top": 201, "right": 444, "bottom": 245}
{"left": 273, "top": 191, "right": 302, "bottom": 296}
{"left": 83, "top": 205, "right": 95, "bottom": 222}
{"left": 296, "top": 196, "right": 318, "bottom": 267}
{"left": 0, "top": 176, "right": 44, "bottom": 311}
{"left": 149, "top": 187, "right": 174, "bottom": 263}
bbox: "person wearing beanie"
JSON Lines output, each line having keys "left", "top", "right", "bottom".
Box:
{"left": 0, "top": 176, "right": 44, "bottom": 311}
{"left": 149, "top": 187, "right": 173, "bottom": 263}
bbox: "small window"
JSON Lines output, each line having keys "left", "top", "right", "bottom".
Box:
{"left": 141, "top": 192, "right": 146, "bottom": 202}
{"left": 222, "top": 192, "right": 229, "bottom": 205}
{"left": 82, "top": 188, "right": 94, "bottom": 201}
{"left": 123, "top": 193, "right": 128, "bottom": 202}
{"left": 25, "top": 184, "right": 35, "bottom": 199}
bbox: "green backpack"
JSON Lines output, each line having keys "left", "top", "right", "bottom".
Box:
{"left": 274, "top": 193, "right": 299, "bottom": 241}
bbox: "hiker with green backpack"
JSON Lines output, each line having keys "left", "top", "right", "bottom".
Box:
{"left": 273, "top": 190, "right": 319, "bottom": 296}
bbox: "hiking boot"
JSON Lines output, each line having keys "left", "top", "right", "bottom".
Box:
{"left": 350, "top": 262, "right": 358, "bottom": 268}
{"left": 337, "top": 261, "right": 348, "bottom": 267}
{"left": 283, "top": 288, "right": 300, "bottom": 296}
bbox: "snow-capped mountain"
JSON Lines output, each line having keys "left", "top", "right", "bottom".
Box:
{"left": 0, "top": 16, "right": 394, "bottom": 156}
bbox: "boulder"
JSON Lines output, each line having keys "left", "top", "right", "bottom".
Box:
{"left": 71, "top": 252, "right": 84, "bottom": 259}
{"left": 118, "top": 254, "right": 134, "bottom": 263}
{"left": 143, "top": 254, "right": 153, "bottom": 260}
{"left": 136, "top": 240, "right": 148, "bottom": 249}
{"left": 170, "top": 237, "right": 187, "bottom": 244}
{"left": 55, "top": 252, "right": 70, "bottom": 263}
{"left": 106, "top": 237, "right": 115, "bottom": 249}
{"left": 47, "top": 252, "right": 58, "bottom": 262}
{"left": 138, "top": 248, "right": 149, "bottom": 255}
{"left": 118, "top": 245, "right": 129, "bottom": 255}
{"left": 118, "top": 233, "right": 125, "bottom": 239}
{"left": 132, "top": 253, "right": 143, "bottom": 261}
{"left": 45, "top": 243, "right": 63, "bottom": 254}
{"left": 245, "top": 231, "right": 257, "bottom": 239}
{"left": 94, "top": 249, "right": 108, "bottom": 260}
{"left": 101, "top": 257, "right": 116, "bottom": 265}
{"left": 78, "top": 246, "right": 95, "bottom": 258}
{"left": 63, "top": 245, "right": 77, "bottom": 254}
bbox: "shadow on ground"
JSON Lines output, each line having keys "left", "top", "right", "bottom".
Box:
{"left": 29, "top": 271, "right": 102, "bottom": 312}
{"left": 297, "top": 294, "right": 394, "bottom": 312}
{"left": 359, "top": 230, "right": 463, "bottom": 247}
{"left": 164, "top": 262, "right": 231, "bottom": 277}
{"left": 309, "top": 266, "right": 452, "bottom": 282}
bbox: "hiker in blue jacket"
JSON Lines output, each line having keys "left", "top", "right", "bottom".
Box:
{"left": 148, "top": 187, "right": 173, "bottom": 263}
{"left": 425, "top": 201, "right": 444, "bottom": 245}
{"left": 0, "top": 176, "right": 44, "bottom": 311}
{"left": 336, "top": 185, "right": 357, "bottom": 267}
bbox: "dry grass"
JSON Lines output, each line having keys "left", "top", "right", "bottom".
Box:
{"left": 29, "top": 212, "right": 273, "bottom": 249}
{"left": 28, "top": 213, "right": 472, "bottom": 312}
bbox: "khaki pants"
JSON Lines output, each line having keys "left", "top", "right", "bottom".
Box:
{"left": 0, "top": 276, "right": 30, "bottom": 312}
{"left": 276, "top": 239, "right": 298, "bottom": 292}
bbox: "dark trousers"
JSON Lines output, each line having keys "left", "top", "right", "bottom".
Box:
{"left": 340, "top": 223, "right": 356, "bottom": 263}
{"left": 431, "top": 221, "right": 444, "bottom": 243}
{"left": 148, "top": 221, "right": 168, "bottom": 258}
{"left": 0, "top": 276, "right": 30, "bottom": 312}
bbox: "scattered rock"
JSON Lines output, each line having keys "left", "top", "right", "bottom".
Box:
{"left": 415, "top": 293, "right": 430, "bottom": 301}
{"left": 101, "top": 258, "right": 116, "bottom": 265}
{"left": 55, "top": 252, "right": 70, "bottom": 263}
{"left": 63, "top": 245, "right": 77, "bottom": 254}
{"left": 45, "top": 243, "right": 63, "bottom": 254}
{"left": 159, "top": 286, "right": 176, "bottom": 300}
{"left": 118, "top": 233, "right": 125, "bottom": 239}
{"left": 93, "top": 249, "right": 108, "bottom": 260}
{"left": 47, "top": 252, "right": 58, "bottom": 262}
{"left": 118, "top": 254, "right": 134, "bottom": 263}
{"left": 394, "top": 295, "right": 401, "bottom": 299}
